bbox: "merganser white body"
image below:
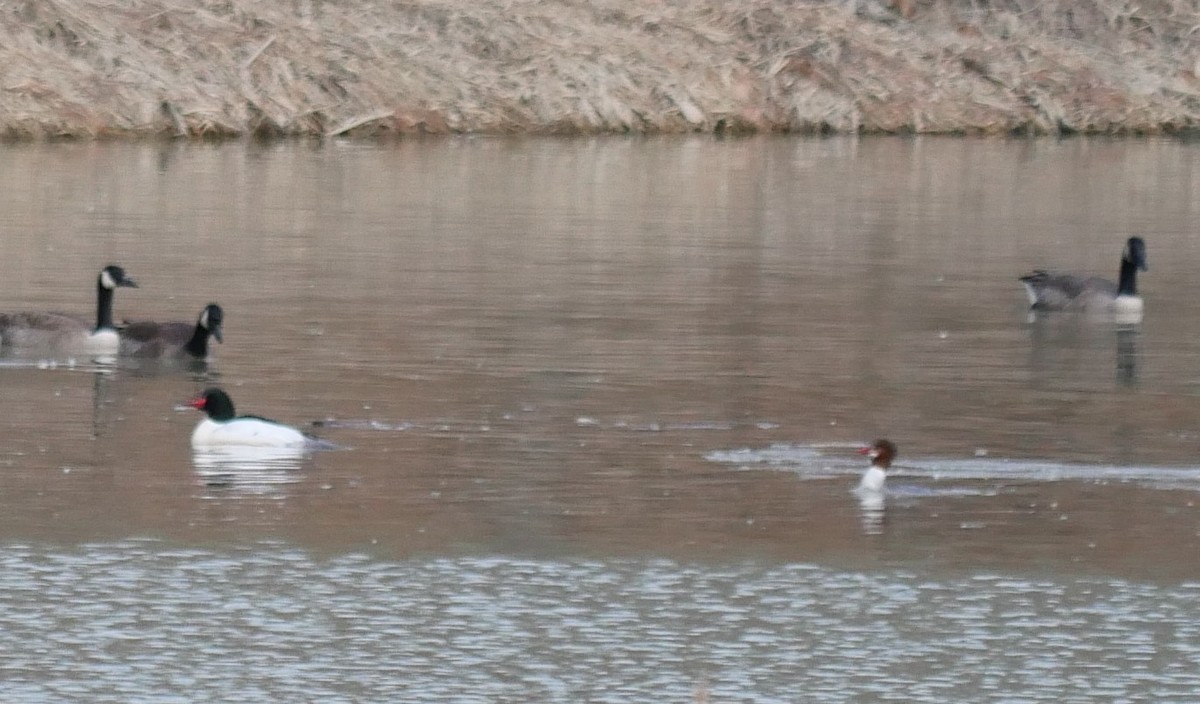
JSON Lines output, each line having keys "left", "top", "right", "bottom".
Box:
{"left": 0, "top": 264, "right": 138, "bottom": 355}
{"left": 856, "top": 439, "right": 897, "bottom": 493}
{"left": 188, "top": 388, "right": 311, "bottom": 448}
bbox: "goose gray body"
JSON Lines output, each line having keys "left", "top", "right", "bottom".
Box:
{"left": 0, "top": 265, "right": 138, "bottom": 354}
{"left": 1019, "top": 237, "right": 1147, "bottom": 314}
{"left": 120, "top": 303, "right": 223, "bottom": 359}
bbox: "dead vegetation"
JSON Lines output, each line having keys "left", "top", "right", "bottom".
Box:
{"left": 0, "top": 0, "right": 1198, "bottom": 139}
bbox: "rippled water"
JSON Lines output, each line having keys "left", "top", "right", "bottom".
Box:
{"left": 1, "top": 137, "right": 1200, "bottom": 699}
{"left": 2, "top": 542, "right": 1199, "bottom": 703}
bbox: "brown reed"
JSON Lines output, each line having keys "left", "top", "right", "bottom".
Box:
{"left": 0, "top": 0, "right": 1197, "bottom": 139}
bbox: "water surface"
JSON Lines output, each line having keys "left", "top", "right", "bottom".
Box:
{"left": 1, "top": 137, "right": 1199, "bottom": 700}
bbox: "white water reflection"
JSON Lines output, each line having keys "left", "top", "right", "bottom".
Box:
{"left": 854, "top": 488, "right": 886, "bottom": 535}
{"left": 709, "top": 443, "right": 1200, "bottom": 492}
{"left": 192, "top": 446, "right": 308, "bottom": 493}
{"left": 0, "top": 357, "right": 113, "bottom": 372}
{"left": 0, "top": 541, "right": 1198, "bottom": 702}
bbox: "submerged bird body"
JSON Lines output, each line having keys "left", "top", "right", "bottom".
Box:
{"left": 856, "top": 439, "right": 897, "bottom": 493}
{"left": 1020, "top": 237, "right": 1147, "bottom": 314}
{"left": 122, "top": 303, "right": 223, "bottom": 359}
{"left": 188, "top": 388, "right": 314, "bottom": 449}
{"left": 0, "top": 265, "right": 137, "bottom": 355}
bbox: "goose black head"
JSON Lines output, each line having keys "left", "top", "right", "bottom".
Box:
{"left": 99, "top": 264, "right": 138, "bottom": 290}
{"left": 199, "top": 303, "right": 224, "bottom": 343}
{"left": 1123, "top": 237, "right": 1147, "bottom": 272}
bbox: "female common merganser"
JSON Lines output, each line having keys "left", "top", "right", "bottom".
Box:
{"left": 856, "top": 439, "right": 897, "bottom": 492}
{"left": 121, "top": 303, "right": 223, "bottom": 359}
{"left": 0, "top": 264, "right": 138, "bottom": 354}
{"left": 188, "top": 387, "right": 320, "bottom": 449}
{"left": 1019, "top": 236, "right": 1148, "bottom": 315}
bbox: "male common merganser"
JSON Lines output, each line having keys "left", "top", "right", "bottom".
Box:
{"left": 856, "top": 439, "right": 897, "bottom": 492}
{"left": 121, "top": 303, "right": 223, "bottom": 359}
{"left": 1019, "top": 236, "right": 1148, "bottom": 315}
{"left": 0, "top": 264, "right": 138, "bottom": 354}
{"left": 188, "top": 387, "right": 318, "bottom": 448}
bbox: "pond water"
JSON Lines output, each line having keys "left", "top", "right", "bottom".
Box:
{"left": 0, "top": 136, "right": 1199, "bottom": 700}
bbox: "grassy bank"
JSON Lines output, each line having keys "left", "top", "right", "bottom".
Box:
{"left": 1, "top": 0, "right": 1198, "bottom": 139}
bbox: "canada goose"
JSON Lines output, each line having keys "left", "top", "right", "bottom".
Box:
{"left": 187, "top": 387, "right": 327, "bottom": 449}
{"left": 0, "top": 264, "right": 138, "bottom": 354}
{"left": 121, "top": 303, "right": 223, "bottom": 359}
{"left": 1019, "top": 237, "right": 1148, "bottom": 315}
{"left": 856, "top": 439, "right": 896, "bottom": 493}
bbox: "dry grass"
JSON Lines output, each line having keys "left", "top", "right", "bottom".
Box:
{"left": 0, "top": 0, "right": 1198, "bottom": 138}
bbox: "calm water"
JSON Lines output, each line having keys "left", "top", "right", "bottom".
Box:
{"left": 1, "top": 137, "right": 1200, "bottom": 700}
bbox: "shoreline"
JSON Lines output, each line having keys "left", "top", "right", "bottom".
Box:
{"left": 2, "top": 1, "right": 1198, "bottom": 140}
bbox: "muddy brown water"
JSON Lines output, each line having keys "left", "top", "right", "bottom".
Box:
{"left": 0, "top": 137, "right": 1198, "bottom": 700}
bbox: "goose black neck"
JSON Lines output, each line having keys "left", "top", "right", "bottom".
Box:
{"left": 184, "top": 323, "right": 209, "bottom": 358}
{"left": 1118, "top": 257, "right": 1139, "bottom": 296}
{"left": 95, "top": 281, "right": 115, "bottom": 332}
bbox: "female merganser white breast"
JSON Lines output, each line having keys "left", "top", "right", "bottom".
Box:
{"left": 121, "top": 303, "right": 223, "bottom": 359}
{"left": 188, "top": 387, "right": 316, "bottom": 448}
{"left": 0, "top": 264, "right": 138, "bottom": 355}
{"left": 856, "top": 439, "right": 897, "bottom": 492}
{"left": 1019, "top": 236, "right": 1148, "bottom": 315}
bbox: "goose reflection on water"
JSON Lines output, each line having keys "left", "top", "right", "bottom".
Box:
{"left": 1024, "top": 315, "right": 1142, "bottom": 390}
{"left": 1115, "top": 324, "right": 1139, "bottom": 386}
